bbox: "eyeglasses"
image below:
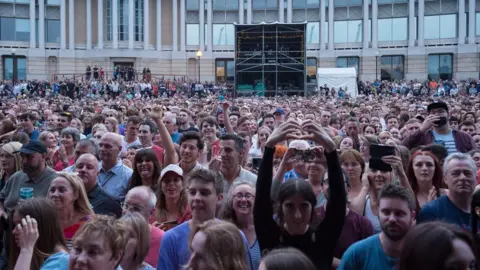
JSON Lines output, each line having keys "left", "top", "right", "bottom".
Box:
{"left": 233, "top": 193, "right": 255, "bottom": 200}
{"left": 121, "top": 202, "right": 145, "bottom": 213}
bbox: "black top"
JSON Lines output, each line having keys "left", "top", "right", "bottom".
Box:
{"left": 88, "top": 184, "right": 122, "bottom": 218}
{"left": 254, "top": 146, "right": 346, "bottom": 270}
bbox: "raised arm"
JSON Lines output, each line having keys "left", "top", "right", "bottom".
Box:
{"left": 151, "top": 106, "right": 178, "bottom": 166}
{"left": 254, "top": 120, "right": 301, "bottom": 252}
{"left": 271, "top": 148, "right": 294, "bottom": 200}
{"left": 222, "top": 102, "right": 234, "bottom": 134}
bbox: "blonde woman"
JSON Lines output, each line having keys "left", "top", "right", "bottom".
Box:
{"left": 47, "top": 172, "right": 94, "bottom": 249}
{"left": 120, "top": 213, "right": 155, "bottom": 270}
{"left": 69, "top": 118, "right": 83, "bottom": 134}
{"left": 186, "top": 220, "right": 248, "bottom": 270}
{"left": 249, "top": 126, "right": 271, "bottom": 158}
{"left": 0, "top": 142, "right": 22, "bottom": 192}
{"left": 105, "top": 117, "right": 119, "bottom": 133}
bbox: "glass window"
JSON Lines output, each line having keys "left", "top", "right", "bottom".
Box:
{"left": 380, "top": 55, "right": 404, "bottom": 81}
{"left": 225, "top": 0, "right": 239, "bottom": 10}
{"left": 0, "top": 18, "right": 15, "bottom": 41}
{"left": 215, "top": 59, "right": 234, "bottom": 83}
{"left": 216, "top": 60, "right": 225, "bottom": 82}
{"left": 226, "top": 60, "right": 234, "bottom": 82}
{"left": 225, "top": 24, "right": 234, "bottom": 45}
{"left": 118, "top": 0, "right": 129, "bottom": 41}
{"left": 134, "top": 0, "right": 144, "bottom": 41}
{"left": 336, "top": 57, "right": 359, "bottom": 71}
{"left": 307, "top": 22, "right": 319, "bottom": 44}
{"left": 186, "top": 0, "right": 199, "bottom": 10}
{"left": 266, "top": 0, "right": 277, "bottom": 9}
{"left": 15, "top": 0, "right": 30, "bottom": 3}
{"left": 46, "top": 19, "right": 60, "bottom": 43}
{"left": 428, "top": 54, "right": 453, "bottom": 80}
{"left": 334, "top": 20, "right": 362, "bottom": 43}
{"left": 15, "top": 18, "right": 30, "bottom": 42}
{"left": 2, "top": 56, "right": 26, "bottom": 81}
{"left": 187, "top": 24, "right": 200, "bottom": 45}
{"left": 325, "top": 21, "right": 328, "bottom": 43}
{"left": 213, "top": 24, "right": 234, "bottom": 45}
{"left": 476, "top": 13, "right": 480, "bottom": 36}
{"left": 252, "top": 0, "right": 265, "bottom": 9}
{"left": 378, "top": 18, "right": 407, "bottom": 41}
{"left": 293, "top": 0, "right": 306, "bottom": 8}
{"left": 307, "top": 57, "right": 317, "bottom": 83}
{"left": 17, "top": 58, "right": 26, "bottom": 81}
{"left": 3, "top": 57, "right": 13, "bottom": 81}
{"left": 46, "top": 0, "right": 61, "bottom": 5}
{"left": 425, "top": 14, "right": 457, "bottom": 39}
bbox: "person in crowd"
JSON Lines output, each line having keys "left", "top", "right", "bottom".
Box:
{"left": 0, "top": 140, "right": 57, "bottom": 219}
{"left": 63, "top": 139, "right": 98, "bottom": 172}
{"left": 122, "top": 186, "right": 164, "bottom": 267}
{"left": 127, "top": 149, "right": 162, "bottom": 192}
{"left": 138, "top": 120, "right": 164, "bottom": 165}
{"left": 254, "top": 119, "right": 346, "bottom": 269}
{"left": 158, "top": 168, "right": 253, "bottom": 269}
{"left": 18, "top": 113, "right": 39, "bottom": 140}
{"left": 336, "top": 136, "right": 354, "bottom": 153}
{"left": 402, "top": 101, "right": 475, "bottom": 153}
{"left": 340, "top": 150, "right": 365, "bottom": 202}
{"left": 186, "top": 219, "right": 249, "bottom": 270}
{"left": 338, "top": 185, "right": 416, "bottom": 270}
{"left": 398, "top": 222, "right": 476, "bottom": 270}
{"left": 220, "top": 179, "right": 260, "bottom": 269}
{"left": 10, "top": 198, "right": 69, "bottom": 270}
{"left": 122, "top": 116, "right": 142, "bottom": 154}
{"left": 47, "top": 172, "right": 94, "bottom": 249}
{"left": 58, "top": 112, "right": 73, "bottom": 130}
{"left": 0, "top": 142, "right": 22, "bottom": 192}
{"left": 52, "top": 127, "right": 81, "bottom": 171}
{"left": 200, "top": 116, "right": 220, "bottom": 162}
{"left": 249, "top": 126, "right": 271, "bottom": 158}
{"left": 278, "top": 140, "right": 310, "bottom": 181}
{"left": 406, "top": 151, "right": 448, "bottom": 210}
{"left": 68, "top": 215, "right": 128, "bottom": 270}
{"left": 422, "top": 144, "right": 449, "bottom": 166}
{"left": 98, "top": 132, "right": 133, "bottom": 201}
{"left": 74, "top": 153, "right": 122, "bottom": 218}
{"left": 177, "top": 109, "right": 198, "bottom": 133}
{"left": 38, "top": 131, "right": 58, "bottom": 161}
{"left": 319, "top": 111, "right": 338, "bottom": 136}
{"left": 417, "top": 153, "right": 477, "bottom": 228}
{"left": 175, "top": 131, "right": 204, "bottom": 176}
{"left": 105, "top": 117, "right": 119, "bottom": 133}
{"left": 258, "top": 248, "right": 315, "bottom": 270}
{"left": 151, "top": 164, "right": 191, "bottom": 231}
{"left": 163, "top": 113, "right": 181, "bottom": 144}
{"left": 460, "top": 120, "right": 477, "bottom": 136}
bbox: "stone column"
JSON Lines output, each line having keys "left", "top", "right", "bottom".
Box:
{"left": 180, "top": 0, "right": 185, "bottom": 51}
{"left": 199, "top": 0, "right": 205, "bottom": 50}
{"left": 469, "top": 0, "right": 476, "bottom": 44}
{"left": 458, "top": 0, "right": 466, "bottom": 44}
{"left": 68, "top": 0, "right": 74, "bottom": 49}
{"left": 112, "top": 0, "right": 119, "bottom": 48}
{"left": 207, "top": 0, "right": 212, "bottom": 50}
{"left": 97, "top": 0, "right": 103, "bottom": 49}
{"left": 418, "top": 0, "right": 424, "bottom": 46}
{"left": 239, "top": 0, "right": 244, "bottom": 24}
{"left": 408, "top": 0, "right": 415, "bottom": 47}
{"left": 156, "top": 0, "right": 162, "bottom": 50}
{"left": 328, "top": 0, "right": 333, "bottom": 50}
{"left": 128, "top": 0, "right": 134, "bottom": 49}
{"left": 60, "top": 0, "right": 66, "bottom": 49}
{"left": 371, "top": 0, "right": 377, "bottom": 49}
{"left": 287, "top": 0, "right": 292, "bottom": 23}
{"left": 29, "top": 0, "right": 36, "bottom": 48}
{"left": 86, "top": 0, "right": 92, "bottom": 49}
{"left": 39, "top": 0, "right": 45, "bottom": 48}
{"left": 144, "top": 0, "right": 150, "bottom": 49}
{"left": 319, "top": 0, "right": 325, "bottom": 50}
{"left": 362, "top": 0, "right": 369, "bottom": 48}
{"left": 247, "top": 0, "right": 252, "bottom": 24}
{"left": 172, "top": 0, "right": 178, "bottom": 51}
{"left": 279, "top": 0, "right": 284, "bottom": 23}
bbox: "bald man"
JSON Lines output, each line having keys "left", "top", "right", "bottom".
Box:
{"left": 75, "top": 153, "right": 122, "bottom": 218}
{"left": 98, "top": 133, "right": 133, "bottom": 201}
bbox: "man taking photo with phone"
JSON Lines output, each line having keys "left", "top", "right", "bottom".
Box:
{"left": 402, "top": 101, "right": 475, "bottom": 154}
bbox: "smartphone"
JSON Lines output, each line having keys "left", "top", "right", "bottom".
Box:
{"left": 252, "top": 158, "right": 262, "bottom": 171}
{"left": 369, "top": 144, "right": 395, "bottom": 172}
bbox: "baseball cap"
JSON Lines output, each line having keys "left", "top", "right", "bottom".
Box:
{"left": 427, "top": 101, "right": 449, "bottom": 113}
{"left": 274, "top": 108, "right": 285, "bottom": 115}
{"left": 16, "top": 140, "right": 48, "bottom": 154}
{"left": 160, "top": 164, "right": 184, "bottom": 179}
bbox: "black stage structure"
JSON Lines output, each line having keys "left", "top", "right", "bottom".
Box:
{"left": 234, "top": 23, "right": 307, "bottom": 97}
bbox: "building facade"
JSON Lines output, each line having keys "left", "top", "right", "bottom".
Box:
{"left": 0, "top": 0, "right": 478, "bottom": 84}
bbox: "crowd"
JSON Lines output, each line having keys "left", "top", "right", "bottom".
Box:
{"left": 0, "top": 78, "right": 477, "bottom": 270}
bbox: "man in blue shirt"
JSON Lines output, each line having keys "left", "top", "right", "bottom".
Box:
{"left": 417, "top": 153, "right": 478, "bottom": 231}
{"left": 339, "top": 185, "right": 416, "bottom": 270}
{"left": 157, "top": 168, "right": 253, "bottom": 270}
{"left": 19, "top": 113, "right": 40, "bottom": 140}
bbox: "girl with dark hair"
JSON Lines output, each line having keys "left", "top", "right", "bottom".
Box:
{"left": 406, "top": 151, "right": 448, "bottom": 210}
{"left": 398, "top": 222, "right": 475, "bottom": 270}
{"left": 127, "top": 149, "right": 162, "bottom": 192}
{"left": 259, "top": 248, "right": 315, "bottom": 270}
{"left": 10, "top": 198, "right": 68, "bottom": 270}
{"left": 254, "top": 119, "right": 346, "bottom": 270}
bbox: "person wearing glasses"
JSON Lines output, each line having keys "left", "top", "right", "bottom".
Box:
{"left": 122, "top": 186, "right": 164, "bottom": 268}
{"left": 220, "top": 179, "right": 260, "bottom": 270}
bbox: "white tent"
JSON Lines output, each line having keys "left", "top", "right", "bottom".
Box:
{"left": 317, "top": 67, "right": 358, "bottom": 97}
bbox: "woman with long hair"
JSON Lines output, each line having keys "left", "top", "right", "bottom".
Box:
{"left": 339, "top": 150, "right": 365, "bottom": 202}
{"left": 186, "top": 219, "right": 248, "bottom": 270}
{"left": 249, "top": 126, "right": 271, "bottom": 158}
{"left": 127, "top": 149, "right": 161, "bottom": 192}
{"left": 38, "top": 131, "right": 57, "bottom": 163}
{"left": 220, "top": 179, "right": 260, "bottom": 270}
{"left": 398, "top": 222, "right": 475, "bottom": 270}
{"left": 47, "top": 172, "right": 94, "bottom": 249}
{"left": 10, "top": 198, "right": 68, "bottom": 270}
{"left": 254, "top": 119, "right": 346, "bottom": 269}
{"left": 105, "top": 117, "right": 119, "bottom": 134}
{"left": 406, "top": 151, "right": 448, "bottom": 210}
{"left": 0, "top": 142, "right": 22, "bottom": 192}
{"left": 51, "top": 128, "right": 80, "bottom": 171}
{"left": 68, "top": 215, "right": 128, "bottom": 270}
{"left": 120, "top": 213, "right": 155, "bottom": 270}
{"left": 151, "top": 165, "right": 191, "bottom": 231}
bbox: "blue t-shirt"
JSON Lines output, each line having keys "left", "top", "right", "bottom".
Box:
{"left": 157, "top": 220, "right": 254, "bottom": 270}
{"left": 417, "top": 195, "right": 475, "bottom": 231}
{"left": 40, "top": 252, "right": 69, "bottom": 270}
{"left": 171, "top": 132, "right": 181, "bottom": 144}
{"left": 432, "top": 130, "right": 457, "bottom": 154}
{"left": 338, "top": 234, "right": 398, "bottom": 270}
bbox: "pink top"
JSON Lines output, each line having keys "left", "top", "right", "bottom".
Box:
{"left": 144, "top": 225, "right": 165, "bottom": 267}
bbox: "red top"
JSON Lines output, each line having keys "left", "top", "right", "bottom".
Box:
{"left": 151, "top": 145, "right": 164, "bottom": 166}
{"left": 64, "top": 215, "right": 93, "bottom": 249}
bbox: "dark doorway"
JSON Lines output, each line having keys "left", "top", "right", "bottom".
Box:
{"left": 113, "top": 62, "right": 136, "bottom": 81}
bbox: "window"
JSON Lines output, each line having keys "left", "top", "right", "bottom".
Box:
{"left": 252, "top": 0, "right": 277, "bottom": 10}
{"left": 306, "top": 22, "right": 319, "bottom": 44}
{"left": 336, "top": 57, "right": 359, "bottom": 71}
{"left": 380, "top": 55, "right": 404, "bottom": 81}
{"left": 134, "top": 0, "right": 144, "bottom": 41}
{"left": 476, "top": 13, "right": 480, "bottom": 36}
{"left": 187, "top": 24, "right": 200, "bottom": 45}
{"left": 118, "top": 0, "right": 129, "bottom": 41}
{"left": 215, "top": 59, "right": 234, "bottom": 83}
{"left": 378, "top": 18, "right": 407, "bottom": 41}
{"left": 293, "top": 0, "right": 319, "bottom": 8}
{"left": 0, "top": 18, "right": 30, "bottom": 42}
{"left": 3, "top": 55, "right": 27, "bottom": 81}
{"left": 213, "top": 0, "right": 238, "bottom": 10}
{"left": 334, "top": 0, "right": 362, "bottom": 7}
{"left": 46, "top": 0, "right": 60, "bottom": 5}
{"left": 46, "top": 19, "right": 60, "bottom": 43}
{"left": 424, "top": 14, "right": 457, "bottom": 39}
{"left": 334, "top": 20, "right": 362, "bottom": 43}
{"left": 212, "top": 24, "right": 234, "bottom": 45}
{"left": 307, "top": 57, "right": 317, "bottom": 84}
{"left": 186, "top": 0, "right": 199, "bottom": 10}
{"left": 428, "top": 54, "right": 453, "bottom": 80}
